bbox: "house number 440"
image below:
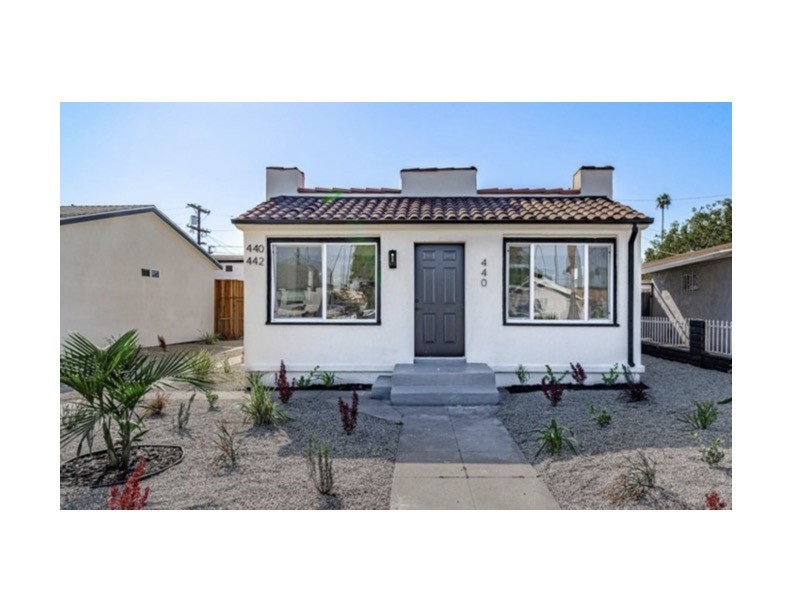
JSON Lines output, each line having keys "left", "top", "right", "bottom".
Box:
{"left": 245, "top": 243, "right": 265, "bottom": 266}
{"left": 480, "top": 259, "right": 488, "bottom": 287}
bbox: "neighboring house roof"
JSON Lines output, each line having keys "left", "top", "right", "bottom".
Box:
{"left": 59, "top": 204, "right": 153, "bottom": 219}
{"left": 60, "top": 204, "right": 221, "bottom": 269}
{"left": 642, "top": 242, "right": 732, "bottom": 274}
{"left": 214, "top": 254, "right": 244, "bottom": 263}
{"left": 233, "top": 196, "right": 652, "bottom": 225}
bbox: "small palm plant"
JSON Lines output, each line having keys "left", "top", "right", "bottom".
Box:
{"left": 60, "top": 330, "right": 209, "bottom": 470}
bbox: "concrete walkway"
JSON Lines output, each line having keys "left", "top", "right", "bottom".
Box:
{"left": 383, "top": 404, "right": 560, "bottom": 510}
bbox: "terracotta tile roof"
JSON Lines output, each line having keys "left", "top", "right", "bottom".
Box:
{"left": 642, "top": 242, "right": 732, "bottom": 273}
{"left": 234, "top": 196, "right": 652, "bottom": 225}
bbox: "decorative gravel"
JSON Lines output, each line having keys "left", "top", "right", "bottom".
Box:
{"left": 496, "top": 355, "right": 732, "bottom": 509}
{"left": 60, "top": 390, "right": 401, "bottom": 510}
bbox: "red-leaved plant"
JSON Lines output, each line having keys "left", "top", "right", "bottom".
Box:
{"left": 570, "top": 362, "right": 587, "bottom": 385}
{"left": 541, "top": 365, "right": 568, "bottom": 406}
{"left": 107, "top": 458, "right": 151, "bottom": 510}
{"left": 705, "top": 491, "right": 727, "bottom": 510}
{"left": 338, "top": 390, "right": 359, "bottom": 435}
{"left": 541, "top": 378, "right": 564, "bottom": 406}
{"left": 276, "top": 360, "right": 294, "bottom": 404}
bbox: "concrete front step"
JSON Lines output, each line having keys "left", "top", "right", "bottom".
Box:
{"left": 392, "top": 362, "right": 496, "bottom": 387}
{"left": 390, "top": 385, "right": 500, "bottom": 406}
{"left": 371, "top": 375, "right": 392, "bottom": 400}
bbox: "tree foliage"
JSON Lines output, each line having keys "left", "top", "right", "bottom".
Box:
{"left": 644, "top": 198, "right": 731, "bottom": 262}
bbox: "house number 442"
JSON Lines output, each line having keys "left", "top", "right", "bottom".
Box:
{"left": 245, "top": 243, "right": 265, "bottom": 266}
{"left": 480, "top": 259, "right": 488, "bottom": 287}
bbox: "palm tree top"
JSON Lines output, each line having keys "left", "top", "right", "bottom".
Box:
{"left": 656, "top": 193, "right": 671, "bottom": 209}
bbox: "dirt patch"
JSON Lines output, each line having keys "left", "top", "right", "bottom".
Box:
{"left": 60, "top": 445, "right": 184, "bottom": 487}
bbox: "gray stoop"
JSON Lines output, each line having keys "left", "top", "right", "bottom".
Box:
{"left": 371, "top": 375, "right": 392, "bottom": 400}
{"left": 389, "top": 361, "right": 500, "bottom": 406}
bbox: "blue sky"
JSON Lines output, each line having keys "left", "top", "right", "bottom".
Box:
{"left": 61, "top": 103, "right": 731, "bottom": 255}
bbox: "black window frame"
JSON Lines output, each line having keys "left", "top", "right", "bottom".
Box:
{"left": 266, "top": 237, "right": 381, "bottom": 326}
{"left": 502, "top": 237, "right": 618, "bottom": 327}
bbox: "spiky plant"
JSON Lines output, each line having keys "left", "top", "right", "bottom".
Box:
{"left": 677, "top": 400, "right": 718, "bottom": 431}
{"left": 306, "top": 435, "right": 334, "bottom": 495}
{"left": 532, "top": 419, "right": 580, "bottom": 457}
{"left": 239, "top": 373, "right": 288, "bottom": 426}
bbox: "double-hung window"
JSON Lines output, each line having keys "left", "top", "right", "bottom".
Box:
{"left": 269, "top": 239, "right": 379, "bottom": 324}
{"left": 505, "top": 239, "right": 615, "bottom": 324}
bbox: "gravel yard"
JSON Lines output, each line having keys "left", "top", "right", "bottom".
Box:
{"left": 497, "top": 355, "right": 732, "bottom": 509}
{"left": 61, "top": 343, "right": 731, "bottom": 510}
{"left": 60, "top": 350, "right": 401, "bottom": 510}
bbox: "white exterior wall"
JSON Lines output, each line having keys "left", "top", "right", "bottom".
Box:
{"left": 215, "top": 260, "right": 244, "bottom": 281}
{"left": 238, "top": 222, "right": 645, "bottom": 384}
{"left": 61, "top": 212, "right": 218, "bottom": 348}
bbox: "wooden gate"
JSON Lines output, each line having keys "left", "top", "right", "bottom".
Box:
{"left": 215, "top": 280, "right": 244, "bottom": 339}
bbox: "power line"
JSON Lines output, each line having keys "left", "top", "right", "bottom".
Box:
{"left": 621, "top": 193, "right": 731, "bottom": 202}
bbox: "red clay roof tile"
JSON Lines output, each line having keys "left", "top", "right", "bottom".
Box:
{"left": 233, "top": 196, "right": 652, "bottom": 225}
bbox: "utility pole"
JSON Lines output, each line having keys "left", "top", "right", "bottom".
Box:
{"left": 186, "top": 203, "right": 211, "bottom": 247}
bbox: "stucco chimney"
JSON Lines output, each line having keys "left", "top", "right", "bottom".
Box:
{"left": 400, "top": 167, "right": 478, "bottom": 197}
{"left": 572, "top": 166, "right": 614, "bottom": 199}
{"left": 266, "top": 167, "right": 305, "bottom": 199}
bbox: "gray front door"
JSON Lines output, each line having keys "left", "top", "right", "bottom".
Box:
{"left": 414, "top": 244, "right": 465, "bottom": 357}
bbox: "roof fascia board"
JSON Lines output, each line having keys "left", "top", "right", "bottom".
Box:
{"left": 643, "top": 249, "right": 732, "bottom": 274}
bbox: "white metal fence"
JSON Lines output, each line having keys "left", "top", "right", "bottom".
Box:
{"left": 705, "top": 319, "right": 732, "bottom": 356}
{"left": 641, "top": 316, "right": 689, "bottom": 347}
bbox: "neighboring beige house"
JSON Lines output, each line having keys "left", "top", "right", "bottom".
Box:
{"left": 61, "top": 205, "right": 221, "bottom": 347}
{"left": 233, "top": 165, "right": 653, "bottom": 395}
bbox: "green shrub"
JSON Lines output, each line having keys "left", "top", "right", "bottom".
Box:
{"left": 205, "top": 389, "right": 220, "bottom": 411}
{"left": 515, "top": 364, "right": 529, "bottom": 385}
{"left": 306, "top": 435, "right": 334, "bottom": 495}
{"left": 198, "top": 331, "right": 218, "bottom": 345}
{"left": 692, "top": 432, "right": 725, "bottom": 466}
{"left": 601, "top": 363, "right": 619, "bottom": 385}
{"left": 677, "top": 400, "right": 718, "bottom": 430}
{"left": 239, "top": 374, "right": 288, "bottom": 426}
{"left": 586, "top": 401, "right": 612, "bottom": 427}
{"left": 222, "top": 357, "right": 232, "bottom": 375}
{"left": 294, "top": 366, "right": 320, "bottom": 389}
{"left": 319, "top": 370, "right": 338, "bottom": 388}
{"left": 532, "top": 419, "right": 580, "bottom": 457}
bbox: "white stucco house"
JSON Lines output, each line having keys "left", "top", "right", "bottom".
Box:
{"left": 61, "top": 205, "right": 221, "bottom": 348}
{"left": 232, "top": 165, "right": 653, "bottom": 404}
